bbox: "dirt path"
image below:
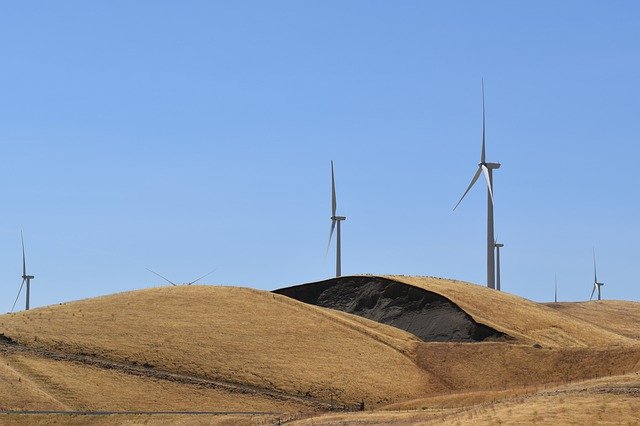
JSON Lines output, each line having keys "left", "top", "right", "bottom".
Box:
{"left": 0, "top": 340, "right": 335, "bottom": 411}
{"left": 0, "top": 359, "right": 71, "bottom": 410}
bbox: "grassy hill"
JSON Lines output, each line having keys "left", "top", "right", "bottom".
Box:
{"left": 546, "top": 300, "right": 640, "bottom": 340}
{"left": 0, "top": 285, "right": 440, "bottom": 410}
{"left": 382, "top": 275, "right": 638, "bottom": 347}
{"left": 1, "top": 276, "right": 639, "bottom": 425}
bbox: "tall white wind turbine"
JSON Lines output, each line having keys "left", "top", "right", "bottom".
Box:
{"left": 11, "top": 232, "right": 35, "bottom": 312}
{"left": 327, "top": 161, "right": 346, "bottom": 277}
{"left": 590, "top": 249, "right": 604, "bottom": 301}
{"left": 454, "top": 80, "right": 501, "bottom": 289}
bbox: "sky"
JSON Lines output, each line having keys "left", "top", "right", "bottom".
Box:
{"left": 1, "top": 1, "right": 639, "bottom": 311}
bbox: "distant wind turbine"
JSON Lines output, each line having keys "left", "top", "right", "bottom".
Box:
{"left": 454, "top": 80, "right": 501, "bottom": 289}
{"left": 327, "top": 161, "right": 346, "bottom": 277}
{"left": 589, "top": 249, "right": 604, "bottom": 301}
{"left": 494, "top": 240, "right": 504, "bottom": 291}
{"left": 146, "top": 268, "right": 217, "bottom": 286}
{"left": 11, "top": 232, "right": 35, "bottom": 312}
{"left": 554, "top": 273, "right": 558, "bottom": 303}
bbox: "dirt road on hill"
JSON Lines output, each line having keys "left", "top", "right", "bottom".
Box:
{"left": 0, "top": 338, "right": 337, "bottom": 411}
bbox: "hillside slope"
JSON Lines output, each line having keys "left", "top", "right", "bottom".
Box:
{"left": 0, "top": 285, "right": 441, "bottom": 408}
{"left": 546, "top": 300, "right": 640, "bottom": 340}
{"left": 277, "top": 275, "right": 638, "bottom": 348}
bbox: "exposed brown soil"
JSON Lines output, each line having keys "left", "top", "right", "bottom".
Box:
{"left": 274, "top": 276, "right": 507, "bottom": 342}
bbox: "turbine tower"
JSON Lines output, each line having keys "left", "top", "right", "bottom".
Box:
{"left": 590, "top": 249, "right": 604, "bottom": 301}
{"left": 454, "top": 80, "right": 501, "bottom": 289}
{"left": 11, "top": 232, "right": 35, "bottom": 312}
{"left": 327, "top": 160, "right": 346, "bottom": 277}
{"left": 494, "top": 240, "right": 504, "bottom": 291}
{"left": 554, "top": 273, "right": 558, "bottom": 303}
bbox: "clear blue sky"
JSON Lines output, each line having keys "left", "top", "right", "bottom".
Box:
{"left": 1, "top": 1, "right": 639, "bottom": 311}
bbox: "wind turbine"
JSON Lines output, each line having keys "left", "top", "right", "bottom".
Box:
{"left": 454, "top": 80, "right": 501, "bottom": 289}
{"left": 327, "top": 160, "right": 346, "bottom": 277}
{"left": 590, "top": 249, "right": 604, "bottom": 301}
{"left": 11, "top": 232, "right": 35, "bottom": 312}
{"left": 494, "top": 240, "right": 504, "bottom": 291}
{"left": 146, "top": 268, "right": 217, "bottom": 286}
{"left": 554, "top": 273, "right": 558, "bottom": 303}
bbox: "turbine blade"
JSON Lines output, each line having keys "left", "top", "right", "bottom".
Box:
{"left": 145, "top": 268, "right": 176, "bottom": 286}
{"left": 188, "top": 269, "right": 217, "bottom": 285}
{"left": 453, "top": 167, "right": 482, "bottom": 211}
{"left": 589, "top": 283, "right": 596, "bottom": 301}
{"left": 21, "top": 231, "right": 26, "bottom": 277}
{"left": 331, "top": 160, "right": 337, "bottom": 217}
{"left": 593, "top": 248, "right": 598, "bottom": 283}
{"left": 481, "top": 164, "right": 494, "bottom": 205}
{"left": 481, "top": 79, "right": 486, "bottom": 164}
{"left": 11, "top": 279, "right": 26, "bottom": 313}
{"left": 326, "top": 220, "right": 337, "bottom": 256}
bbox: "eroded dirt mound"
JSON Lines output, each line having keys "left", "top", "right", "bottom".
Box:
{"left": 274, "top": 276, "right": 507, "bottom": 342}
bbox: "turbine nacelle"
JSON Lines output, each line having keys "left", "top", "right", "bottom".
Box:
{"left": 22, "top": 275, "right": 35, "bottom": 280}
{"left": 482, "top": 162, "right": 501, "bottom": 170}
{"left": 332, "top": 216, "right": 347, "bottom": 221}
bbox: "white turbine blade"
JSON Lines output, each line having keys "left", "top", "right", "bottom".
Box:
{"left": 21, "top": 231, "right": 26, "bottom": 277}
{"left": 11, "top": 279, "right": 26, "bottom": 313}
{"left": 481, "top": 79, "right": 486, "bottom": 164}
{"left": 145, "top": 268, "right": 177, "bottom": 286}
{"left": 481, "top": 164, "right": 494, "bottom": 205}
{"left": 331, "top": 160, "right": 337, "bottom": 217}
{"left": 326, "top": 220, "right": 336, "bottom": 256}
{"left": 188, "top": 268, "right": 217, "bottom": 285}
{"left": 589, "top": 283, "right": 596, "bottom": 301}
{"left": 593, "top": 248, "right": 598, "bottom": 283}
{"left": 453, "top": 167, "right": 482, "bottom": 211}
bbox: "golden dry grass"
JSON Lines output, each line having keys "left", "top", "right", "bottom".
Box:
{"left": 0, "top": 351, "right": 305, "bottom": 412}
{"left": 0, "top": 413, "right": 282, "bottom": 426}
{"left": 0, "top": 355, "right": 67, "bottom": 410}
{"left": 413, "top": 342, "right": 640, "bottom": 393}
{"left": 0, "top": 285, "right": 439, "bottom": 407}
{"left": 382, "top": 275, "right": 638, "bottom": 347}
{"left": 547, "top": 300, "right": 640, "bottom": 340}
{"left": 292, "top": 371, "right": 640, "bottom": 425}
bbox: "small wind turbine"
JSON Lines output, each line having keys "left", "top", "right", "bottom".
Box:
{"left": 589, "top": 249, "right": 604, "bottom": 301}
{"left": 146, "top": 268, "right": 217, "bottom": 286}
{"left": 554, "top": 273, "right": 558, "bottom": 303}
{"left": 11, "top": 232, "right": 35, "bottom": 312}
{"left": 327, "top": 160, "right": 346, "bottom": 277}
{"left": 494, "top": 240, "right": 504, "bottom": 291}
{"left": 454, "top": 80, "right": 501, "bottom": 289}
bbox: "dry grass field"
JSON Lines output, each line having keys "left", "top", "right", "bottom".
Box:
{"left": 291, "top": 371, "right": 640, "bottom": 425}
{"left": 0, "top": 285, "right": 438, "bottom": 409}
{"left": 547, "top": 300, "right": 640, "bottom": 340}
{"left": 1, "top": 275, "right": 638, "bottom": 425}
